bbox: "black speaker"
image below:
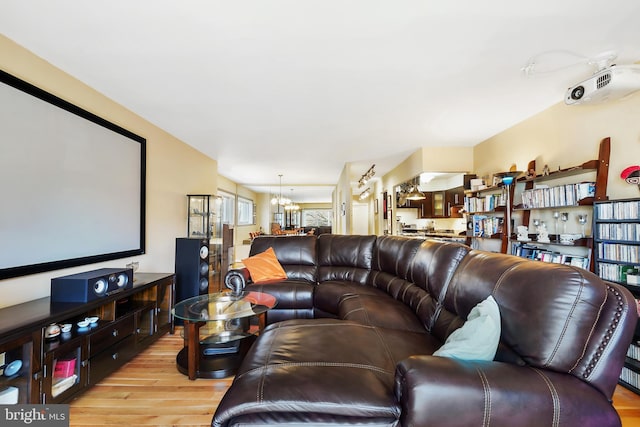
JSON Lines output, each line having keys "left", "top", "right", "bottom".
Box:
{"left": 51, "top": 268, "right": 134, "bottom": 303}
{"left": 175, "top": 238, "right": 210, "bottom": 306}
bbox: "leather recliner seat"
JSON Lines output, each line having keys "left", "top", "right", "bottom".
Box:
{"left": 215, "top": 234, "right": 637, "bottom": 427}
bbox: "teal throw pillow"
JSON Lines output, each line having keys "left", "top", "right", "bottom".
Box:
{"left": 433, "top": 295, "right": 501, "bottom": 361}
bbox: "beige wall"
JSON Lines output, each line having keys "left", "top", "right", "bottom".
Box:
{"left": 0, "top": 36, "right": 218, "bottom": 308}
{"left": 474, "top": 97, "right": 640, "bottom": 200}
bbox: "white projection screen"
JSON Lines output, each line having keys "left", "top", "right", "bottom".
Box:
{"left": 0, "top": 70, "right": 146, "bottom": 280}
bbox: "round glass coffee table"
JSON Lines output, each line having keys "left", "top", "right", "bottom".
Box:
{"left": 172, "top": 291, "right": 277, "bottom": 380}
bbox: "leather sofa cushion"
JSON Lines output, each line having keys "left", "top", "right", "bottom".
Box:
{"left": 250, "top": 235, "right": 318, "bottom": 283}
{"left": 445, "top": 250, "right": 615, "bottom": 384}
{"left": 314, "top": 281, "right": 388, "bottom": 316}
{"left": 246, "top": 280, "right": 314, "bottom": 310}
{"left": 246, "top": 280, "right": 315, "bottom": 324}
{"left": 263, "top": 308, "right": 314, "bottom": 324}
{"left": 395, "top": 355, "right": 620, "bottom": 427}
{"left": 221, "top": 413, "right": 397, "bottom": 426}
{"left": 317, "top": 234, "right": 376, "bottom": 284}
{"left": 339, "top": 293, "right": 426, "bottom": 333}
{"left": 371, "top": 235, "right": 424, "bottom": 280}
{"left": 213, "top": 319, "right": 439, "bottom": 427}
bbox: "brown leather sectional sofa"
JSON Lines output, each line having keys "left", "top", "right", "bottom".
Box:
{"left": 214, "top": 234, "right": 637, "bottom": 427}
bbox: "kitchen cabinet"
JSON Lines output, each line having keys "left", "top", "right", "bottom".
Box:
{"left": 432, "top": 192, "right": 445, "bottom": 217}
{"left": 445, "top": 186, "right": 465, "bottom": 217}
{"left": 397, "top": 180, "right": 471, "bottom": 219}
{"left": 411, "top": 193, "right": 433, "bottom": 218}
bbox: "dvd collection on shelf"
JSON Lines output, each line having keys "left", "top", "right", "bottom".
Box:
{"left": 595, "top": 199, "right": 640, "bottom": 220}
{"left": 620, "top": 367, "right": 640, "bottom": 390}
{"left": 597, "top": 262, "right": 640, "bottom": 286}
{"left": 622, "top": 336, "right": 640, "bottom": 390}
{"left": 597, "top": 243, "right": 640, "bottom": 264}
{"left": 469, "top": 215, "right": 504, "bottom": 237}
{"left": 511, "top": 242, "right": 590, "bottom": 270}
{"left": 596, "top": 223, "right": 640, "bottom": 241}
{"left": 519, "top": 182, "right": 595, "bottom": 209}
{"left": 595, "top": 199, "right": 640, "bottom": 285}
{"left": 464, "top": 193, "right": 506, "bottom": 213}
{"left": 627, "top": 342, "right": 640, "bottom": 361}
{"left": 594, "top": 198, "right": 640, "bottom": 394}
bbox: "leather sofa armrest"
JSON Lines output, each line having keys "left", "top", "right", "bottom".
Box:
{"left": 395, "top": 356, "right": 621, "bottom": 427}
{"left": 224, "top": 267, "right": 252, "bottom": 293}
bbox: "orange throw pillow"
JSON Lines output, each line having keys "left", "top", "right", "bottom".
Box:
{"left": 242, "top": 247, "right": 287, "bottom": 284}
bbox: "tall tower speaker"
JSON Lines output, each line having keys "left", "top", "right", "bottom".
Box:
{"left": 175, "top": 238, "right": 210, "bottom": 318}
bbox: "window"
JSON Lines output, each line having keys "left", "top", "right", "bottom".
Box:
{"left": 237, "top": 196, "right": 255, "bottom": 225}
{"left": 219, "top": 190, "right": 235, "bottom": 225}
{"left": 302, "top": 209, "right": 332, "bottom": 227}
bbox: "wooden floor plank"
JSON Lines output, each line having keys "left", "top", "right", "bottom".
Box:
{"left": 69, "top": 326, "right": 640, "bottom": 427}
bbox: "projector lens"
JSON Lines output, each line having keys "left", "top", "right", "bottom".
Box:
{"left": 571, "top": 86, "right": 585, "bottom": 100}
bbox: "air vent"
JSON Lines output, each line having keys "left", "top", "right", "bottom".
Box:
{"left": 597, "top": 72, "right": 611, "bottom": 89}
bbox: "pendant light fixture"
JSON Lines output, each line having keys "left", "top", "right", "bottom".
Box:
{"left": 271, "top": 174, "right": 291, "bottom": 206}
{"left": 406, "top": 177, "right": 426, "bottom": 201}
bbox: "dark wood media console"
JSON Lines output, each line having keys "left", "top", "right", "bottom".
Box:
{"left": 0, "top": 273, "right": 174, "bottom": 404}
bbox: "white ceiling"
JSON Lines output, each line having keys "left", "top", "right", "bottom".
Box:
{"left": 3, "top": 0, "right": 640, "bottom": 202}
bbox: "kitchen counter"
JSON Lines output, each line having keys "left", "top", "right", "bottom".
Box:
{"left": 400, "top": 230, "right": 467, "bottom": 243}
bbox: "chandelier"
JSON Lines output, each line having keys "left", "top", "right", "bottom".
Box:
{"left": 284, "top": 189, "right": 300, "bottom": 211}
{"left": 271, "top": 174, "right": 292, "bottom": 207}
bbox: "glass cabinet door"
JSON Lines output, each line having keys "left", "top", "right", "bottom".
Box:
{"left": 135, "top": 307, "right": 155, "bottom": 347}
{"left": 188, "top": 194, "right": 213, "bottom": 238}
{"left": 42, "top": 335, "right": 87, "bottom": 403}
{"left": 156, "top": 277, "right": 175, "bottom": 335}
{"left": 433, "top": 191, "right": 445, "bottom": 217}
{"left": 0, "top": 335, "right": 36, "bottom": 404}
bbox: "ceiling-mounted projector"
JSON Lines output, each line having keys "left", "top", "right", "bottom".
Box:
{"left": 565, "top": 64, "right": 640, "bottom": 105}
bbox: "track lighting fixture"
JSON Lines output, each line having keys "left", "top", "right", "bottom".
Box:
{"left": 358, "top": 164, "right": 376, "bottom": 188}
{"left": 359, "top": 187, "right": 371, "bottom": 200}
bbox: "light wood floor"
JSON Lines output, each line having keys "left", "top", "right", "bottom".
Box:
{"left": 70, "top": 327, "right": 640, "bottom": 427}
{"left": 70, "top": 328, "right": 230, "bottom": 426}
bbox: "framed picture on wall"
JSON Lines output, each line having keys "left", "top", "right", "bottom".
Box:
{"left": 382, "top": 192, "right": 388, "bottom": 219}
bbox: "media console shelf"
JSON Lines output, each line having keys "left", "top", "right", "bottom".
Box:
{"left": 0, "top": 272, "right": 174, "bottom": 404}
